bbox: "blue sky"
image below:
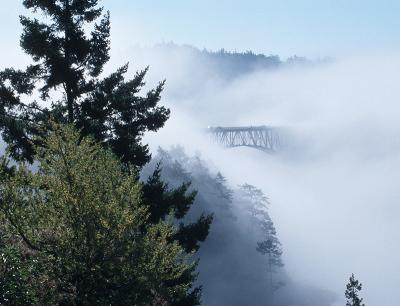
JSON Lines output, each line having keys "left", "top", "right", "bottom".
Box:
{"left": 2, "top": 0, "right": 400, "bottom": 60}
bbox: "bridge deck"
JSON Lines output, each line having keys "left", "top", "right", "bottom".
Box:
{"left": 207, "top": 126, "right": 281, "bottom": 152}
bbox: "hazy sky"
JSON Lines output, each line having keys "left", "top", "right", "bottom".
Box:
{"left": 2, "top": 1, "right": 400, "bottom": 305}
{"left": 2, "top": 0, "right": 400, "bottom": 60}
{"left": 110, "top": 0, "right": 400, "bottom": 58}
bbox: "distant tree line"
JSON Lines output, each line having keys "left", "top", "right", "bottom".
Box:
{"left": 155, "top": 42, "right": 331, "bottom": 81}
{"left": 0, "top": 1, "right": 363, "bottom": 305}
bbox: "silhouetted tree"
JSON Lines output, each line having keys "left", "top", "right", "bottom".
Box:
{"left": 240, "top": 184, "right": 284, "bottom": 293}
{"left": 0, "top": 0, "right": 169, "bottom": 167}
{"left": 0, "top": 1, "right": 211, "bottom": 304}
{"left": 142, "top": 164, "right": 212, "bottom": 254}
{"left": 256, "top": 216, "right": 284, "bottom": 290}
{"left": 345, "top": 274, "right": 365, "bottom": 306}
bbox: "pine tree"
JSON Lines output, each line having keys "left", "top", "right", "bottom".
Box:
{"left": 142, "top": 164, "right": 212, "bottom": 254}
{"left": 256, "top": 216, "right": 284, "bottom": 290}
{"left": 345, "top": 274, "right": 365, "bottom": 306}
{"left": 239, "top": 184, "right": 284, "bottom": 292}
{"left": 214, "top": 172, "right": 233, "bottom": 203}
{"left": 0, "top": 0, "right": 168, "bottom": 167}
{"left": 240, "top": 183, "right": 269, "bottom": 221}
{"left": 0, "top": 2, "right": 211, "bottom": 304}
{"left": 0, "top": 124, "right": 197, "bottom": 305}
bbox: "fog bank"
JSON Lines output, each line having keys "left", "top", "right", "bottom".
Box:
{"left": 125, "top": 45, "right": 400, "bottom": 306}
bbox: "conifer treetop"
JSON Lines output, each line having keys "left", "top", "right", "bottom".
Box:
{"left": 345, "top": 274, "right": 365, "bottom": 306}
{"left": 0, "top": 0, "right": 170, "bottom": 167}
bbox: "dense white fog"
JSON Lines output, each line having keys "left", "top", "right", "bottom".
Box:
{"left": 2, "top": 2, "right": 400, "bottom": 305}
{"left": 2, "top": 36, "right": 400, "bottom": 304}
{"left": 112, "top": 46, "right": 400, "bottom": 306}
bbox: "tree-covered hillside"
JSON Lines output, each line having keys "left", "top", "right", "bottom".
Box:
{"left": 143, "top": 147, "right": 337, "bottom": 306}
{"left": 137, "top": 42, "right": 329, "bottom": 80}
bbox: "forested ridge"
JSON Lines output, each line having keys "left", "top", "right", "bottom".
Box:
{"left": 0, "top": 1, "right": 364, "bottom": 305}
{"left": 142, "top": 147, "right": 337, "bottom": 306}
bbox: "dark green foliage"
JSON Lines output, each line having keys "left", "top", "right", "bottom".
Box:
{"left": 0, "top": 2, "right": 210, "bottom": 304}
{"left": 0, "top": 0, "right": 169, "bottom": 167}
{"left": 0, "top": 125, "right": 196, "bottom": 305}
{"left": 174, "top": 214, "right": 214, "bottom": 253}
{"left": 345, "top": 274, "right": 365, "bottom": 306}
{"left": 142, "top": 163, "right": 213, "bottom": 254}
{"left": 143, "top": 163, "right": 197, "bottom": 223}
{"left": 0, "top": 246, "right": 39, "bottom": 305}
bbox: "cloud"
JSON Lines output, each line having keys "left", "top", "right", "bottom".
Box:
{"left": 126, "top": 45, "right": 400, "bottom": 306}
{"left": 3, "top": 31, "right": 399, "bottom": 303}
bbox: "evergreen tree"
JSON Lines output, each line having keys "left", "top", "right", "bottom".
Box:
{"left": 214, "top": 172, "right": 233, "bottom": 203}
{"left": 0, "top": 1, "right": 212, "bottom": 303}
{"left": 142, "top": 164, "right": 212, "bottom": 254}
{"left": 239, "top": 184, "right": 284, "bottom": 292}
{"left": 256, "top": 217, "right": 284, "bottom": 290}
{"left": 0, "top": 124, "right": 197, "bottom": 305}
{"left": 0, "top": 0, "right": 168, "bottom": 167}
{"left": 240, "top": 183, "right": 269, "bottom": 221}
{"left": 345, "top": 274, "right": 365, "bottom": 306}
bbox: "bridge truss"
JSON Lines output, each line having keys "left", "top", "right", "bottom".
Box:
{"left": 207, "top": 126, "right": 281, "bottom": 152}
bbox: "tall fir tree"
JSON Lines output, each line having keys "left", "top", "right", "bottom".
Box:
{"left": 256, "top": 217, "right": 284, "bottom": 291}
{"left": 240, "top": 183, "right": 269, "bottom": 222}
{"left": 240, "top": 184, "right": 284, "bottom": 292}
{"left": 214, "top": 172, "right": 233, "bottom": 203}
{"left": 0, "top": 0, "right": 168, "bottom": 167}
{"left": 0, "top": 1, "right": 212, "bottom": 304}
{"left": 345, "top": 274, "right": 365, "bottom": 306}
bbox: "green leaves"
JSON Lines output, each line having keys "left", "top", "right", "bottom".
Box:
{"left": 0, "top": 1, "right": 209, "bottom": 304}
{"left": 0, "top": 246, "right": 39, "bottom": 306}
{"left": 0, "top": 124, "right": 196, "bottom": 305}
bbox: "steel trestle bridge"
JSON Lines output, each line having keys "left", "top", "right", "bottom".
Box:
{"left": 207, "top": 125, "right": 282, "bottom": 152}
